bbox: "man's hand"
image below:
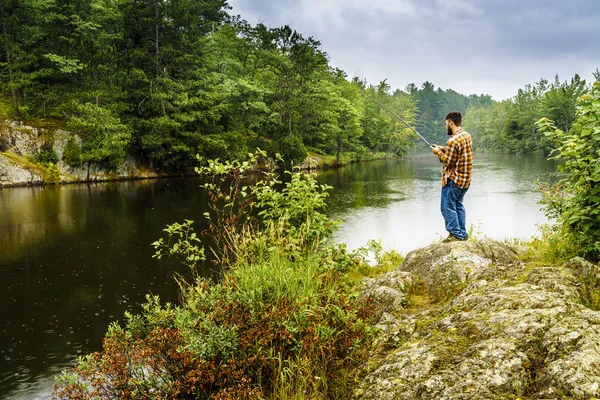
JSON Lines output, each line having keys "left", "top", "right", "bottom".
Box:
{"left": 431, "top": 144, "right": 446, "bottom": 155}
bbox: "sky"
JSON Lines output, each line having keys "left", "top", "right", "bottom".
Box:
{"left": 227, "top": 0, "right": 600, "bottom": 101}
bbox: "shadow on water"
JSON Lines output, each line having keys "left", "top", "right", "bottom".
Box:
{"left": 0, "top": 152, "right": 560, "bottom": 399}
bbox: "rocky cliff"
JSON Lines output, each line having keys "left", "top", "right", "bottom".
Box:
{"left": 358, "top": 239, "right": 600, "bottom": 399}
{"left": 0, "top": 120, "right": 165, "bottom": 187}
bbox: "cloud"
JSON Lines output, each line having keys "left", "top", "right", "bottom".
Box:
{"left": 228, "top": 0, "right": 600, "bottom": 100}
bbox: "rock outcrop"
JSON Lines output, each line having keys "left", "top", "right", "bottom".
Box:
{"left": 0, "top": 120, "right": 167, "bottom": 187}
{"left": 356, "top": 240, "right": 600, "bottom": 399}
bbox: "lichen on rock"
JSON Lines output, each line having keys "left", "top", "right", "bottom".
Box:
{"left": 356, "top": 239, "right": 600, "bottom": 400}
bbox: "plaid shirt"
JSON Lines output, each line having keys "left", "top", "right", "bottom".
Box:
{"left": 436, "top": 128, "right": 473, "bottom": 189}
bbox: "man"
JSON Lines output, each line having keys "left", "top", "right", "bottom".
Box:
{"left": 431, "top": 111, "right": 473, "bottom": 242}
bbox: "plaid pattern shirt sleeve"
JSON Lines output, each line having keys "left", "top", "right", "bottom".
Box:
{"left": 436, "top": 129, "right": 473, "bottom": 189}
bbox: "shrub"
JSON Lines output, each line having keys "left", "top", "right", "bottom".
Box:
{"left": 55, "top": 150, "right": 381, "bottom": 399}
{"left": 36, "top": 142, "right": 59, "bottom": 166}
{"left": 67, "top": 102, "right": 131, "bottom": 169}
{"left": 63, "top": 137, "right": 82, "bottom": 167}
{"left": 536, "top": 79, "right": 600, "bottom": 261}
{"left": 274, "top": 135, "right": 308, "bottom": 167}
{"left": 44, "top": 162, "right": 61, "bottom": 184}
{"left": 0, "top": 135, "right": 8, "bottom": 152}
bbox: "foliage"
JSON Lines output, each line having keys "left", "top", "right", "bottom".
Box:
{"left": 44, "top": 162, "right": 61, "bottom": 184}
{"left": 274, "top": 135, "right": 308, "bottom": 167}
{"left": 1, "top": 0, "right": 425, "bottom": 170}
{"left": 464, "top": 74, "right": 589, "bottom": 155}
{"left": 62, "top": 137, "right": 82, "bottom": 167}
{"left": 55, "top": 152, "right": 382, "bottom": 399}
{"left": 152, "top": 219, "right": 205, "bottom": 276}
{"left": 66, "top": 102, "right": 132, "bottom": 169}
{"left": 35, "top": 142, "right": 58, "bottom": 166}
{"left": 406, "top": 81, "right": 493, "bottom": 148}
{"left": 536, "top": 79, "right": 600, "bottom": 261}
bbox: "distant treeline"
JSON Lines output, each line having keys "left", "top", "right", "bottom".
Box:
{"left": 464, "top": 74, "right": 595, "bottom": 155}
{"left": 0, "top": 0, "right": 593, "bottom": 169}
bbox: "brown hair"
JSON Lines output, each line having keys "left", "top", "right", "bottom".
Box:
{"left": 445, "top": 111, "right": 462, "bottom": 126}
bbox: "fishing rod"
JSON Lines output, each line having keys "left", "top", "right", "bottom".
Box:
{"left": 370, "top": 99, "right": 435, "bottom": 147}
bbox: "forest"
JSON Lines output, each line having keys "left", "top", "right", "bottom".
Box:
{"left": 0, "top": 0, "right": 593, "bottom": 171}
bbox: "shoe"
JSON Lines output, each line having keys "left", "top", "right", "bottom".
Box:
{"left": 442, "top": 234, "right": 466, "bottom": 243}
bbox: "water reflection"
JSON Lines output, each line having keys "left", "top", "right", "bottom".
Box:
{"left": 1, "top": 179, "right": 216, "bottom": 399}
{"left": 317, "top": 153, "right": 561, "bottom": 253}
{"left": 0, "top": 153, "right": 560, "bottom": 399}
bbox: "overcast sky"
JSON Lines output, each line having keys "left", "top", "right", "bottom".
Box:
{"left": 227, "top": 0, "right": 599, "bottom": 100}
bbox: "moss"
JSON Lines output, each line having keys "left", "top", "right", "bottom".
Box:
{"left": 1, "top": 151, "right": 62, "bottom": 183}
{"left": 1, "top": 151, "right": 46, "bottom": 176}
{"left": 13, "top": 126, "right": 36, "bottom": 135}
{"left": 579, "top": 267, "right": 600, "bottom": 311}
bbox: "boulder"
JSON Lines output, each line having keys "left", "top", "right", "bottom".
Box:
{"left": 361, "top": 270, "right": 417, "bottom": 313}
{"left": 400, "top": 238, "right": 521, "bottom": 299}
{"left": 1, "top": 121, "right": 41, "bottom": 157}
{"left": 356, "top": 240, "right": 600, "bottom": 399}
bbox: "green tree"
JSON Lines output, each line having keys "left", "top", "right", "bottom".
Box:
{"left": 67, "top": 102, "right": 132, "bottom": 172}
{"left": 315, "top": 73, "right": 363, "bottom": 164}
{"left": 541, "top": 74, "right": 587, "bottom": 133}
{"left": 120, "top": 0, "right": 229, "bottom": 169}
{"left": 0, "top": 0, "right": 48, "bottom": 116}
{"left": 536, "top": 78, "right": 600, "bottom": 260}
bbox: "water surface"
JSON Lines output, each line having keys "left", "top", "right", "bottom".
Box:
{"left": 0, "top": 153, "right": 560, "bottom": 399}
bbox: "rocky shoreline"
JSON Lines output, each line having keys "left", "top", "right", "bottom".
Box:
{"left": 357, "top": 239, "right": 600, "bottom": 399}
{"left": 0, "top": 119, "right": 339, "bottom": 188}
{"left": 0, "top": 120, "right": 181, "bottom": 188}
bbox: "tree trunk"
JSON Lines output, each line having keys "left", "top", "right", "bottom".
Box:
{"left": 0, "top": 6, "right": 20, "bottom": 117}
{"left": 279, "top": 77, "right": 285, "bottom": 124}
{"left": 155, "top": 0, "right": 160, "bottom": 78}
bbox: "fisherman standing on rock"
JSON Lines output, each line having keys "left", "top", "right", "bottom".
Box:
{"left": 431, "top": 112, "right": 473, "bottom": 243}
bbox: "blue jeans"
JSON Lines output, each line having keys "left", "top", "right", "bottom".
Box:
{"left": 441, "top": 180, "right": 469, "bottom": 240}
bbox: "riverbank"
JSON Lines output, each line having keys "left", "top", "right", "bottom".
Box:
{"left": 0, "top": 119, "right": 397, "bottom": 188}
{"left": 0, "top": 119, "right": 172, "bottom": 188}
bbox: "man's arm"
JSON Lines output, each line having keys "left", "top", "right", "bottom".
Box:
{"left": 432, "top": 142, "right": 458, "bottom": 167}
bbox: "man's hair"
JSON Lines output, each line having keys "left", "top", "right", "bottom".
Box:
{"left": 445, "top": 112, "right": 462, "bottom": 126}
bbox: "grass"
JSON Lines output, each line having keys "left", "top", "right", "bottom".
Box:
{"left": 0, "top": 94, "right": 70, "bottom": 131}
{"left": 0, "top": 151, "right": 47, "bottom": 177}
{"left": 0, "top": 151, "right": 62, "bottom": 184}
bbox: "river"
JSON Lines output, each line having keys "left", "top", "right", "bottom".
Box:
{"left": 0, "top": 153, "right": 560, "bottom": 399}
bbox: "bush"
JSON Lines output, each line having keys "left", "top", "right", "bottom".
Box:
{"left": 536, "top": 79, "right": 600, "bottom": 261}
{"left": 36, "top": 142, "right": 59, "bottom": 166}
{"left": 63, "top": 137, "right": 82, "bottom": 167}
{"left": 274, "top": 135, "right": 308, "bottom": 167}
{"left": 55, "top": 151, "right": 381, "bottom": 399}
{"left": 44, "top": 162, "right": 61, "bottom": 184}
{"left": 67, "top": 102, "right": 131, "bottom": 169}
